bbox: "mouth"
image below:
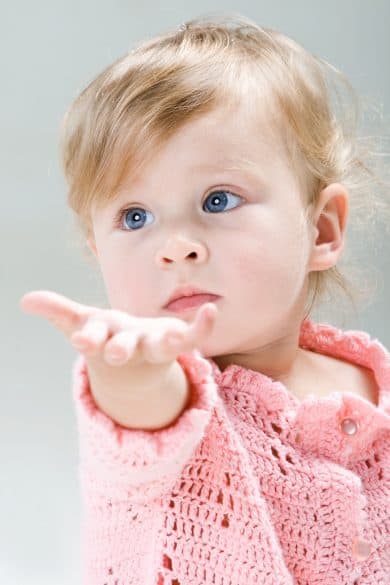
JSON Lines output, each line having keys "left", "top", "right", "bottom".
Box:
{"left": 164, "top": 294, "right": 221, "bottom": 313}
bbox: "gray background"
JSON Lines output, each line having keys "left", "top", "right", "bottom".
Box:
{"left": 2, "top": 1, "right": 389, "bottom": 583}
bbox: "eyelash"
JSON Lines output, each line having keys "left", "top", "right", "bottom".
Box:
{"left": 114, "top": 189, "right": 244, "bottom": 231}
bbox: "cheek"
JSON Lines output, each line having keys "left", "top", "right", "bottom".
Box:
{"left": 224, "top": 227, "right": 307, "bottom": 299}
{"left": 225, "top": 237, "right": 279, "bottom": 282}
{"left": 224, "top": 210, "right": 288, "bottom": 280}
{"left": 97, "top": 248, "right": 148, "bottom": 313}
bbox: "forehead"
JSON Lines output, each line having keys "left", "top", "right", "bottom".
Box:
{"left": 120, "top": 101, "right": 290, "bottom": 189}
{"left": 170, "top": 102, "right": 285, "bottom": 160}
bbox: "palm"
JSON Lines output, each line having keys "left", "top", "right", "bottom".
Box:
{"left": 20, "top": 289, "right": 218, "bottom": 365}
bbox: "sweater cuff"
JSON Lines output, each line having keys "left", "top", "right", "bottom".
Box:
{"left": 71, "top": 350, "right": 218, "bottom": 495}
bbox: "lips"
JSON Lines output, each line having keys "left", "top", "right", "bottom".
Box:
{"left": 164, "top": 285, "right": 217, "bottom": 307}
{"left": 165, "top": 294, "right": 221, "bottom": 312}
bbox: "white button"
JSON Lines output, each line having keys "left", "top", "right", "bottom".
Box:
{"left": 352, "top": 538, "right": 371, "bottom": 561}
{"left": 340, "top": 417, "right": 358, "bottom": 435}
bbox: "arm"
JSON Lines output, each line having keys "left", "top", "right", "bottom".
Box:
{"left": 73, "top": 349, "right": 218, "bottom": 494}
{"left": 85, "top": 355, "right": 190, "bottom": 430}
{"left": 20, "top": 289, "right": 219, "bottom": 489}
{"left": 74, "top": 350, "right": 219, "bottom": 585}
{"left": 20, "top": 289, "right": 216, "bottom": 433}
{"left": 21, "top": 291, "right": 219, "bottom": 584}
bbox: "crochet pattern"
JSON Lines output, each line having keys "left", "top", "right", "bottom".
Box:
{"left": 72, "top": 318, "right": 390, "bottom": 584}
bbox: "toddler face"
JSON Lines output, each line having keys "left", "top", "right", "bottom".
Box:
{"left": 87, "top": 102, "right": 316, "bottom": 360}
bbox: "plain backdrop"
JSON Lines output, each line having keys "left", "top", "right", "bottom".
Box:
{"left": 2, "top": 1, "right": 389, "bottom": 583}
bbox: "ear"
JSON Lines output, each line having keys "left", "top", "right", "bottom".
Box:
{"left": 308, "top": 182, "right": 349, "bottom": 272}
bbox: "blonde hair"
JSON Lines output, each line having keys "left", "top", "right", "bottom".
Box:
{"left": 59, "top": 12, "right": 390, "bottom": 320}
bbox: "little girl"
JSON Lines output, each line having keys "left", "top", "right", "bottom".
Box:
{"left": 21, "top": 13, "right": 390, "bottom": 585}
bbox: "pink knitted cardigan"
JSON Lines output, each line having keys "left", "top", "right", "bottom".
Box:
{"left": 72, "top": 318, "right": 390, "bottom": 585}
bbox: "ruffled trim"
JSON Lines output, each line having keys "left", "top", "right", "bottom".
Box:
{"left": 72, "top": 350, "right": 219, "bottom": 488}
{"left": 206, "top": 319, "right": 390, "bottom": 463}
{"left": 208, "top": 318, "right": 390, "bottom": 414}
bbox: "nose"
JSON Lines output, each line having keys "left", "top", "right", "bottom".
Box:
{"left": 156, "top": 234, "right": 208, "bottom": 268}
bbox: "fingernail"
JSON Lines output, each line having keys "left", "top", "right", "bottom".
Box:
{"left": 106, "top": 350, "right": 125, "bottom": 363}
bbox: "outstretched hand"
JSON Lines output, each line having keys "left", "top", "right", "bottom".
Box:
{"left": 20, "top": 290, "right": 218, "bottom": 367}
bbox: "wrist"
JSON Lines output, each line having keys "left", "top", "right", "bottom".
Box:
{"left": 85, "top": 355, "right": 189, "bottom": 430}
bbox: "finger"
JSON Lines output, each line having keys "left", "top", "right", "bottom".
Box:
{"left": 103, "top": 330, "right": 140, "bottom": 366}
{"left": 145, "top": 302, "right": 218, "bottom": 362}
{"left": 20, "top": 290, "right": 93, "bottom": 337}
{"left": 71, "top": 319, "right": 110, "bottom": 355}
{"left": 177, "top": 302, "right": 218, "bottom": 351}
{"left": 71, "top": 309, "right": 138, "bottom": 356}
{"left": 139, "top": 326, "right": 186, "bottom": 364}
{"left": 191, "top": 302, "right": 218, "bottom": 339}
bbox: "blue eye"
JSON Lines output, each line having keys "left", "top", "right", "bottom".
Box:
{"left": 117, "top": 190, "right": 242, "bottom": 231}
{"left": 202, "top": 190, "right": 242, "bottom": 213}
{"left": 120, "top": 208, "right": 153, "bottom": 231}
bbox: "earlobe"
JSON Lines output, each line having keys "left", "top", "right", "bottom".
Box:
{"left": 308, "top": 183, "right": 349, "bottom": 272}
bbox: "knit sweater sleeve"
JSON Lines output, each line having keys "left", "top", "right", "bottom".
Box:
{"left": 72, "top": 349, "right": 218, "bottom": 500}
{"left": 72, "top": 350, "right": 218, "bottom": 584}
